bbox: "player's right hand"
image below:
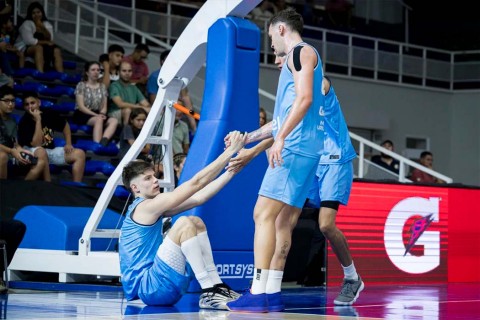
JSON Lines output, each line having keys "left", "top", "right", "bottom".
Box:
{"left": 226, "top": 131, "right": 247, "bottom": 154}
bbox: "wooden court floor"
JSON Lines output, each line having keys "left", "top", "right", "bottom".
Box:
{"left": 1, "top": 282, "right": 480, "bottom": 319}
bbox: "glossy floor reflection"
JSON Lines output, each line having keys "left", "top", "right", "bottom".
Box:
{"left": 1, "top": 282, "right": 480, "bottom": 319}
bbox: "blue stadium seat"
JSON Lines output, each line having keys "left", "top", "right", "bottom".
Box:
{"left": 12, "top": 68, "right": 40, "bottom": 78}
{"left": 13, "top": 82, "right": 48, "bottom": 94}
{"left": 42, "top": 85, "right": 75, "bottom": 97}
{"left": 52, "top": 101, "right": 75, "bottom": 113}
{"left": 96, "top": 182, "right": 130, "bottom": 199}
{"left": 74, "top": 139, "right": 119, "bottom": 156}
{"left": 61, "top": 74, "right": 82, "bottom": 84}
{"left": 63, "top": 61, "right": 77, "bottom": 70}
{"left": 11, "top": 113, "right": 21, "bottom": 124}
{"left": 34, "top": 71, "right": 66, "bottom": 82}
{"left": 84, "top": 160, "right": 115, "bottom": 176}
{"left": 69, "top": 122, "right": 93, "bottom": 134}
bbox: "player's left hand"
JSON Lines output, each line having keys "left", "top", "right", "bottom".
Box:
{"left": 268, "top": 138, "right": 284, "bottom": 168}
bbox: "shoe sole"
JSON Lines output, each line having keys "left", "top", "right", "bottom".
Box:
{"left": 268, "top": 305, "right": 285, "bottom": 312}
{"left": 333, "top": 281, "right": 365, "bottom": 306}
{"left": 227, "top": 306, "right": 269, "bottom": 313}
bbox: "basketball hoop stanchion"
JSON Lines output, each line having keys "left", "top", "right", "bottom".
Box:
{"left": 173, "top": 102, "right": 200, "bottom": 120}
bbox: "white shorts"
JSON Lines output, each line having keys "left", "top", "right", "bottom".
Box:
{"left": 24, "top": 146, "right": 67, "bottom": 165}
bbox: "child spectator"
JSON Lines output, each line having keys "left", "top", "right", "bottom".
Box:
{"left": 100, "top": 44, "right": 124, "bottom": 89}
{"left": 119, "top": 108, "right": 151, "bottom": 160}
{"left": 74, "top": 61, "right": 118, "bottom": 146}
{"left": 18, "top": 92, "right": 86, "bottom": 182}
{"left": 0, "top": 86, "right": 50, "bottom": 180}
{"left": 0, "top": 14, "right": 24, "bottom": 74}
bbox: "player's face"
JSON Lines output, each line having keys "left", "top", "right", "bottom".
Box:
{"left": 24, "top": 97, "right": 40, "bottom": 112}
{"left": 132, "top": 169, "right": 160, "bottom": 198}
{"left": 268, "top": 23, "right": 284, "bottom": 56}
{"left": 274, "top": 55, "right": 285, "bottom": 70}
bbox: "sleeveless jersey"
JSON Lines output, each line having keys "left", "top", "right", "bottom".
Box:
{"left": 119, "top": 197, "right": 164, "bottom": 300}
{"left": 319, "top": 85, "right": 357, "bottom": 164}
{"left": 272, "top": 42, "right": 325, "bottom": 158}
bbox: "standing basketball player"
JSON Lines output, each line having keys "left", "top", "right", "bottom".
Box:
{"left": 226, "top": 8, "right": 325, "bottom": 313}
{"left": 227, "top": 57, "right": 363, "bottom": 307}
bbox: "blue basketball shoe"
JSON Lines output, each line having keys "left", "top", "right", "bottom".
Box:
{"left": 226, "top": 292, "right": 268, "bottom": 313}
{"left": 267, "top": 292, "right": 285, "bottom": 312}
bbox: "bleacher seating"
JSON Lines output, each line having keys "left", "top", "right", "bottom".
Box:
{"left": 9, "top": 54, "right": 122, "bottom": 188}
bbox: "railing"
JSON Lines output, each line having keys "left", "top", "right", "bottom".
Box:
{"left": 350, "top": 131, "right": 452, "bottom": 183}
{"left": 14, "top": 0, "right": 456, "bottom": 183}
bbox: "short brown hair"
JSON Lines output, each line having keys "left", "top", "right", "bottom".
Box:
{"left": 122, "top": 160, "right": 154, "bottom": 192}
{"left": 268, "top": 8, "right": 303, "bottom": 34}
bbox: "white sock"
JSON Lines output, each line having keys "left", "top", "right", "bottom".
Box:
{"left": 251, "top": 269, "right": 269, "bottom": 294}
{"left": 342, "top": 261, "right": 358, "bottom": 281}
{"left": 197, "top": 231, "right": 222, "bottom": 285}
{"left": 180, "top": 236, "right": 214, "bottom": 289}
{"left": 265, "top": 270, "right": 283, "bottom": 294}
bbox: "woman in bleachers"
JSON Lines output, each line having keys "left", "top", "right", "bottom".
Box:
{"left": 74, "top": 61, "right": 118, "bottom": 147}
{"left": 14, "top": 1, "right": 63, "bottom": 72}
{"left": 118, "top": 108, "right": 150, "bottom": 160}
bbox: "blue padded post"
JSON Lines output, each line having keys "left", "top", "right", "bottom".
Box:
{"left": 14, "top": 206, "right": 124, "bottom": 251}
{"left": 179, "top": 17, "right": 267, "bottom": 290}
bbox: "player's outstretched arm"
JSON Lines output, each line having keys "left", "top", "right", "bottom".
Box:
{"left": 226, "top": 138, "right": 274, "bottom": 173}
{"left": 140, "top": 131, "right": 246, "bottom": 219}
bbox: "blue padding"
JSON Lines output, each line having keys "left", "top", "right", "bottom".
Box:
{"left": 34, "top": 71, "right": 65, "bottom": 81}
{"left": 179, "top": 17, "right": 264, "bottom": 252}
{"left": 13, "top": 68, "right": 40, "bottom": 78}
{"left": 13, "top": 82, "right": 47, "bottom": 93}
{"left": 14, "top": 206, "right": 123, "bottom": 251}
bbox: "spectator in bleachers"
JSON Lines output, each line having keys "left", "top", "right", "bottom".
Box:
{"left": 119, "top": 108, "right": 151, "bottom": 161}
{"left": 325, "top": 0, "right": 354, "bottom": 29}
{"left": 148, "top": 50, "right": 197, "bottom": 136}
{"left": 173, "top": 152, "right": 186, "bottom": 187}
{"left": 15, "top": 1, "right": 64, "bottom": 73}
{"left": 108, "top": 61, "right": 151, "bottom": 126}
{"left": 18, "top": 92, "right": 86, "bottom": 182}
{"left": 259, "top": 107, "right": 267, "bottom": 127}
{"left": 123, "top": 43, "right": 150, "bottom": 93}
{"left": 371, "top": 139, "right": 400, "bottom": 174}
{"left": 0, "top": 66, "right": 13, "bottom": 88}
{"left": 410, "top": 151, "right": 445, "bottom": 184}
{"left": 172, "top": 105, "right": 190, "bottom": 155}
{"left": 0, "top": 86, "right": 50, "bottom": 180}
{"left": 1, "top": 14, "right": 24, "bottom": 74}
{"left": 74, "top": 61, "right": 118, "bottom": 147}
{"left": 100, "top": 44, "right": 124, "bottom": 89}
{"left": 251, "top": 1, "right": 275, "bottom": 27}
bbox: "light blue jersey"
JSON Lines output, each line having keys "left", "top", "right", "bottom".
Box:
{"left": 119, "top": 197, "right": 163, "bottom": 300}
{"left": 272, "top": 42, "right": 325, "bottom": 158}
{"left": 319, "top": 84, "right": 357, "bottom": 165}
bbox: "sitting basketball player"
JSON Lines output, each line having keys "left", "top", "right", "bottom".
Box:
{"left": 119, "top": 131, "right": 246, "bottom": 309}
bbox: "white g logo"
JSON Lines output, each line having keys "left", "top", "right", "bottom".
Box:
{"left": 384, "top": 197, "right": 440, "bottom": 274}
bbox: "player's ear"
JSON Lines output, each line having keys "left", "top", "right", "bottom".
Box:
{"left": 131, "top": 183, "right": 139, "bottom": 193}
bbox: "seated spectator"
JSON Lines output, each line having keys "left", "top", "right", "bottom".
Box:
{"left": 410, "top": 151, "right": 445, "bottom": 184}
{"left": 0, "top": 67, "right": 13, "bottom": 88}
{"left": 119, "top": 108, "right": 151, "bottom": 160}
{"left": 148, "top": 50, "right": 197, "bottom": 135}
{"left": 172, "top": 106, "right": 190, "bottom": 155}
{"left": 259, "top": 107, "right": 267, "bottom": 127}
{"left": 371, "top": 139, "right": 400, "bottom": 174}
{"left": 173, "top": 152, "right": 186, "bottom": 187}
{"left": 108, "top": 61, "right": 150, "bottom": 126}
{"left": 123, "top": 43, "right": 150, "bottom": 93}
{"left": 100, "top": 44, "right": 124, "bottom": 89}
{"left": 14, "top": 1, "right": 63, "bottom": 72}
{"left": 0, "top": 218, "right": 26, "bottom": 293}
{"left": 74, "top": 61, "right": 118, "bottom": 146}
{"left": 1, "top": 14, "right": 24, "bottom": 75}
{"left": 0, "top": 86, "right": 50, "bottom": 180}
{"left": 18, "top": 92, "right": 86, "bottom": 182}
{"left": 325, "top": 0, "right": 354, "bottom": 29}
{"left": 251, "top": 1, "right": 275, "bottom": 27}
